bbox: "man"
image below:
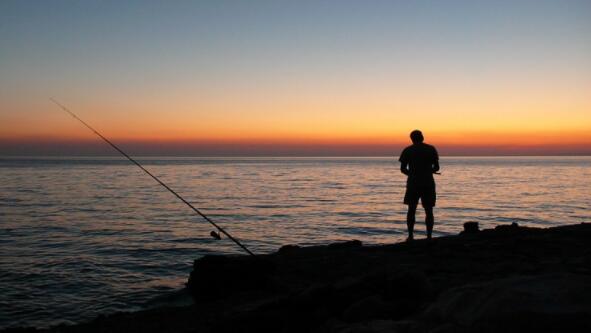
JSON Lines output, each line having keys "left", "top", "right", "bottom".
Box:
{"left": 399, "top": 130, "right": 439, "bottom": 241}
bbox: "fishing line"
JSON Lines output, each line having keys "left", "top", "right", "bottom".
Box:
{"left": 50, "top": 98, "right": 255, "bottom": 256}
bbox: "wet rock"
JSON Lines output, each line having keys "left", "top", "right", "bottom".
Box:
{"left": 278, "top": 244, "right": 300, "bottom": 253}
{"left": 384, "top": 270, "right": 431, "bottom": 301}
{"left": 461, "top": 222, "right": 479, "bottom": 234}
{"left": 328, "top": 240, "right": 363, "bottom": 249}
{"left": 2, "top": 328, "right": 39, "bottom": 333}
{"left": 292, "top": 283, "right": 335, "bottom": 307}
{"left": 428, "top": 323, "right": 461, "bottom": 333}
{"left": 333, "top": 276, "right": 363, "bottom": 292}
{"left": 334, "top": 320, "right": 424, "bottom": 333}
{"left": 424, "top": 273, "right": 591, "bottom": 332}
{"left": 494, "top": 222, "right": 520, "bottom": 231}
{"left": 382, "top": 270, "right": 433, "bottom": 319}
{"left": 186, "top": 255, "right": 275, "bottom": 301}
{"left": 342, "top": 295, "right": 391, "bottom": 322}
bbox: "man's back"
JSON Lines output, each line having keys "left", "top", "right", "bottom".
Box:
{"left": 399, "top": 130, "right": 439, "bottom": 241}
{"left": 399, "top": 143, "right": 438, "bottom": 187}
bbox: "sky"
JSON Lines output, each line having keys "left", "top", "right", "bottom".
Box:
{"left": 1, "top": 0, "right": 590, "bottom": 156}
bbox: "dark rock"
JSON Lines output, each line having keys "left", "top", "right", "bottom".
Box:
{"left": 186, "top": 255, "right": 275, "bottom": 301}
{"left": 335, "top": 320, "right": 397, "bottom": 333}
{"left": 462, "top": 222, "right": 479, "bottom": 234}
{"left": 342, "top": 295, "right": 391, "bottom": 322}
{"left": 2, "top": 328, "right": 39, "bottom": 333}
{"left": 428, "top": 323, "right": 461, "bottom": 333}
{"left": 318, "top": 317, "right": 348, "bottom": 333}
{"left": 291, "top": 283, "right": 335, "bottom": 307}
{"left": 332, "top": 320, "right": 424, "bottom": 333}
{"left": 328, "top": 240, "right": 363, "bottom": 249}
{"left": 424, "top": 273, "right": 591, "bottom": 332}
{"left": 384, "top": 270, "right": 431, "bottom": 301}
{"left": 385, "top": 270, "right": 432, "bottom": 318}
{"left": 494, "top": 222, "right": 520, "bottom": 231}
{"left": 278, "top": 244, "right": 300, "bottom": 253}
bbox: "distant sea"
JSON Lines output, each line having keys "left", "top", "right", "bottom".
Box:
{"left": 1, "top": 156, "right": 590, "bottom": 329}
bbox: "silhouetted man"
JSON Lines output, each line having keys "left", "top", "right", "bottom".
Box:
{"left": 399, "top": 130, "right": 439, "bottom": 241}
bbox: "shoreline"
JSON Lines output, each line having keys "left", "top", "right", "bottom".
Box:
{"left": 6, "top": 222, "right": 591, "bottom": 332}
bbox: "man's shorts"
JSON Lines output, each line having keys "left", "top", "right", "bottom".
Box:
{"left": 404, "top": 185, "right": 436, "bottom": 208}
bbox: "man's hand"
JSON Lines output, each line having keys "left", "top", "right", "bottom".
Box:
{"left": 432, "top": 160, "right": 440, "bottom": 174}
{"left": 400, "top": 162, "right": 409, "bottom": 176}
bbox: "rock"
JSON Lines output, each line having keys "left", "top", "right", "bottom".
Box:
{"left": 333, "top": 320, "right": 423, "bottom": 333}
{"left": 186, "top": 255, "right": 275, "bottom": 300}
{"left": 292, "top": 283, "right": 334, "bottom": 307}
{"left": 384, "top": 270, "right": 431, "bottom": 302}
{"left": 2, "top": 328, "right": 39, "bottom": 333}
{"left": 333, "top": 276, "right": 363, "bottom": 291}
{"left": 328, "top": 240, "right": 363, "bottom": 249}
{"left": 462, "top": 222, "right": 479, "bottom": 234}
{"left": 342, "top": 295, "right": 391, "bottom": 322}
{"left": 494, "top": 222, "right": 520, "bottom": 231}
{"left": 278, "top": 244, "right": 301, "bottom": 253}
{"left": 424, "top": 273, "right": 591, "bottom": 332}
{"left": 428, "top": 323, "right": 459, "bottom": 333}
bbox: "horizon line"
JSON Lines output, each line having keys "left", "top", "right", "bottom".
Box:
{"left": 1, "top": 153, "right": 590, "bottom": 158}
{"left": 1, "top": 137, "right": 590, "bottom": 156}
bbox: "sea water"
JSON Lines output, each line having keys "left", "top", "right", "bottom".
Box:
{"left": 1, "top": 156, "right": 590, "bottom": 328}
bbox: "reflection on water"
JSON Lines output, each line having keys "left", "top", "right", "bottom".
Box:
{"left": 0, "top": 156, "right": 590, "bottom": 328}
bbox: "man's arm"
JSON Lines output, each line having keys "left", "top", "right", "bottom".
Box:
{"left": 432, "top": 147, "right": 440, "bottom": 173}
{"left": 399, "top": 148, "right": 409, "bottom": 175}
{"left": 400, "top": 161, "right": 409, "bottom": 175}
{"left": 432, "top": 160, "right": 440, "bottom": 173}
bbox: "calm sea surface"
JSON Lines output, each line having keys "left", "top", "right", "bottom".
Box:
{"left": 1, "top": 156, "right": 590, "bottom": 328}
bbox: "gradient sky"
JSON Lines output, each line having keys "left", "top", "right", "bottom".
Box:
{"left": 1, "top": 0, "right": 590, "bottom": 155}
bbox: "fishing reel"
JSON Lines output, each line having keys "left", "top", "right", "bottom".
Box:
{"left": 210, "top": 230, "right": 222, "bottom": 240}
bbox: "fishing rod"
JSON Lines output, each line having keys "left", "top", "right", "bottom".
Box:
{"left": 50, "top": 98, "right": 255, "bottom": 256}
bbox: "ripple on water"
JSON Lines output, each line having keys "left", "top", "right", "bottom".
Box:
{"left": 1, "top": 156, "right": 590, "bottom": 329}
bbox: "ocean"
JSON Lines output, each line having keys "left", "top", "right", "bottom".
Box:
{"left": 1, "top": 156, "right": 590, "bottom": 329}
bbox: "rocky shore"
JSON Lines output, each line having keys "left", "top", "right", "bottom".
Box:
{"left": 7, "top": 222, "right": 591, "bottom": 333}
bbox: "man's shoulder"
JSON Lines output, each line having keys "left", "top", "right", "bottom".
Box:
{"left": 402, "top": 145, "right": 414, "bottom": 152}
{"left": 421, "top": 143, "right": 438, "bottom": 152}
{"left": 399, "top": 145, "right": 413, "bottom": 161}
{"left": 401, "top": 144, "right": 422, "bottom": 156}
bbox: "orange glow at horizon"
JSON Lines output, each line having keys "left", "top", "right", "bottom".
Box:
{"left": 3, "top": 70, "right": 590, "bottom": 150}
{"left": 2, "top": 129, "right": 590, "bottom": 147}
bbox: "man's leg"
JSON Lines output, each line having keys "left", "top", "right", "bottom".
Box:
{"left": 424, "top": 206, "right": 434, "bottom": 240}
{"left": 406, "top": 202, "right": 417, "bottom": 241}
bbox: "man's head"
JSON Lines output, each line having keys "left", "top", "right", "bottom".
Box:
{"left": 410, "top": 130, "right": 424, "bottom": 144}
